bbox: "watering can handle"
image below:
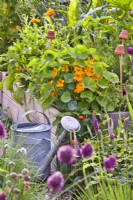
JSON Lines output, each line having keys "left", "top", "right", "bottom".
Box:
{"left": 14, "top": 110, "right": 50, "bottom": 130}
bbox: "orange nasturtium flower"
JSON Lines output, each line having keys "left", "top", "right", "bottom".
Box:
{"left": 30, "top": 18, "right": 41, "bottom": 23}
{"left": 45, "top": 9, "right": 55, "bottom": 17}
{"left": 84, "top": 66, "right": 95, "bottom": 77}
{"left": 74, "top": 82, "right": 84, "bottom": 93}
{"left": 88, "top": 57, "right": 95, "bottom": 65}
{"left": 31, "top": 9, "right": 36, "bottom": 13}
{"left": 74, "top": 73, "right": 83, "bottom": 81}
{"left": 50, "top": 91, "right": 55, "bottom": 96}
{"left": 56, "top": 79, "right": 64, "bottom": 87}
{"left": 71, "top": 140, "right": 77, "bottom": 145}
{"left": 51, "top": 68, "right": 58, "bottom": 78}
{"left": 48, "top": 80, "right": 53, "bottom": 84}
{"left": 78, "top": 115, "right": 85, "bottom": 120}
{"left": 62, "top": 66, "right": 69, "bottom": 72}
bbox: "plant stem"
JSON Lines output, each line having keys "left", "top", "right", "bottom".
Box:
{"left": 119, "top": 55, "right": 123, "bottom": 94}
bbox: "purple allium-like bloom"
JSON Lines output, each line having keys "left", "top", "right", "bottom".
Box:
{"left": 104, "top": 155, "right": 117, "bottom": 172}
{"left": 93, "top": 113, "right": 99, "bottom": 134}
{"left": 47, "top": 171, "right": 64, "bottom": 193}
{"left": 57, "top": 145, "right": 75, "bottom": 164}
{"left": 0, "top": 122, "right": 6, "bottom": 139}
{"left": 81, "top": 142, "right": 94, "bottom": 158}
{"left": 110, "top": 133, "right": 115, "bottom": 140}
{"left": 127, "top": 47, "right": 133, "bottom": 55}
{"left": 0, "top": 192, "right": 6, "bottom": 200}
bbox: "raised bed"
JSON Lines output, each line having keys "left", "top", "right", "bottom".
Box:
{"left": 0, "top": 72, "right": 59, "bottom": 137}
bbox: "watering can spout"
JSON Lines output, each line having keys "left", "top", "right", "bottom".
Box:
{"left": 38, "top": 116, "right": 81, "bottom": 180}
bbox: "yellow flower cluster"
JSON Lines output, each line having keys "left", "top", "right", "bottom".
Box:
{"left": 45, "top": 9, "right": 55, "bottom": 17}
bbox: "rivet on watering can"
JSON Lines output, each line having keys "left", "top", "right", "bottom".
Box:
{"left": 46, "top": 30, "right": 55, "bottom": 40}
{"left": 114, "top": 44, "right": 124, "bottom": 55}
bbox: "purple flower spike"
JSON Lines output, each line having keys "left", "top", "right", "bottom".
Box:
{"left": 47, "top": 171, "right": 64, "bottom": 193}
{"left": 57, "top": 145, "right": 75, "bottom": 165}
{"left": 104, "top": 155, "right": 117, "bottom": 172}
{"left": 0, "top": 122, "right": 6, "bottom": 139}
{"left": 110, "top": 133, "right": 115, "bottom": 140}
{"left": 127, "top": 47, "right": 133, "bottom": 55}
{"left": 93, "top": 113, "right": 99, "bottom": 135}
{"left": 0, "top": 192, "right": 6, "bottom": 200}
{"left": 81, "top": 142, "right": 94, "bottom": 158}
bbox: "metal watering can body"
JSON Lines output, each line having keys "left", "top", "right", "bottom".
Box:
{"left": 11, "top": 110, "right": 51, "bottom": 179}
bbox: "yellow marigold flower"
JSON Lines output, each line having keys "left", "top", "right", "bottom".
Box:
{"left": 48, "top": 80, "right": 53, "bottom": 84}
{"left": 45, "top": 9, "right": 55, "bottom": 17}
{"left": 31, "top": 9, "right": 36, "bottom": 13}
{"left": 56, "top": 79, "right": 64, "bottom": 87}
{"left": 51, "top": 68, "right": 58, "bottom": 78}
{"left": 74, "top": 82, "right": 84, "bottom": 93}
{"left": 30, "top": 18, "right": 41, "bottom": 23}
{"left": 74, "top": 73, "right": 83, "bottom": 81}
{"left": 62, "top": 66, "right": 69, "bottom": 72}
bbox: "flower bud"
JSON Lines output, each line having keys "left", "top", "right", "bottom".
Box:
{"left": 10, "top": 172, "right": 17, "bottom": 179}
{"left": 13, "top": 188, "right": 20, "bottom": 194}
{"left": 6, "top": 180, "right": 12, "bottom": 187}
{"left": 24, "top": 176, "right": 31, "bottom": 182}
{"left": 22, "top": 168, "right": 29, "bottom": 176}
{"left": 17, "top": 174, "right": 23, "bottom": 179}
{"left": 8, "top": 161, "right": 15, "bottom": 167}
{"left": 4, "top": 144, "right": 10, "bottom": 149}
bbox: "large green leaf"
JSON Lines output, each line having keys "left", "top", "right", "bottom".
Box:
{"left": 64, "top": 73, "right": 73, "bottom": 83}
{"left": 82, "top": 77, "right": 96, "bottom": 92}
{"left": 68, "top": 101, "right": 77, "bottom": 110}
{"left": 78, "top": 101, "right": 89, "bottom": 111}
{"left": 61, "top": 91, "right": 71, "bottom": 103}
{"left": 5, "top": 75, "right": 15, "bottom": 92}
{"left": 80, "top": 91, "right": 93, "bottom": 100}
{"left": 27, "top": 58, "right": 38, "bottom": 67}
{"left": 97, "top": 79, "right": 109, "bottom": 88}
{"left": 13, "top": 86, "right": 26, "bottom": 106}
{"left": 67, "top": 45, "right": 92, "bottom": 60}
{"left": 68, "top": 0, "right": 80, "bottom": 27}
{"left": 96, "top": 96, "right": 107, "bottom": 107}
{"left": 42, "top": 95, "right": 55, "bottom": 110}
{"left": 103, "top": 71, "right": 119, "bottom": 83}
{"left": 39, "top": 84, "right": 54, "bottom": 102}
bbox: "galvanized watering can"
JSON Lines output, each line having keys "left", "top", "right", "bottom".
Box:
{"left": 12, "top": 110, "right": 51, "bottom": 179}
{"left": 12, "top": 111, "right": 81, "bottom": 180}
